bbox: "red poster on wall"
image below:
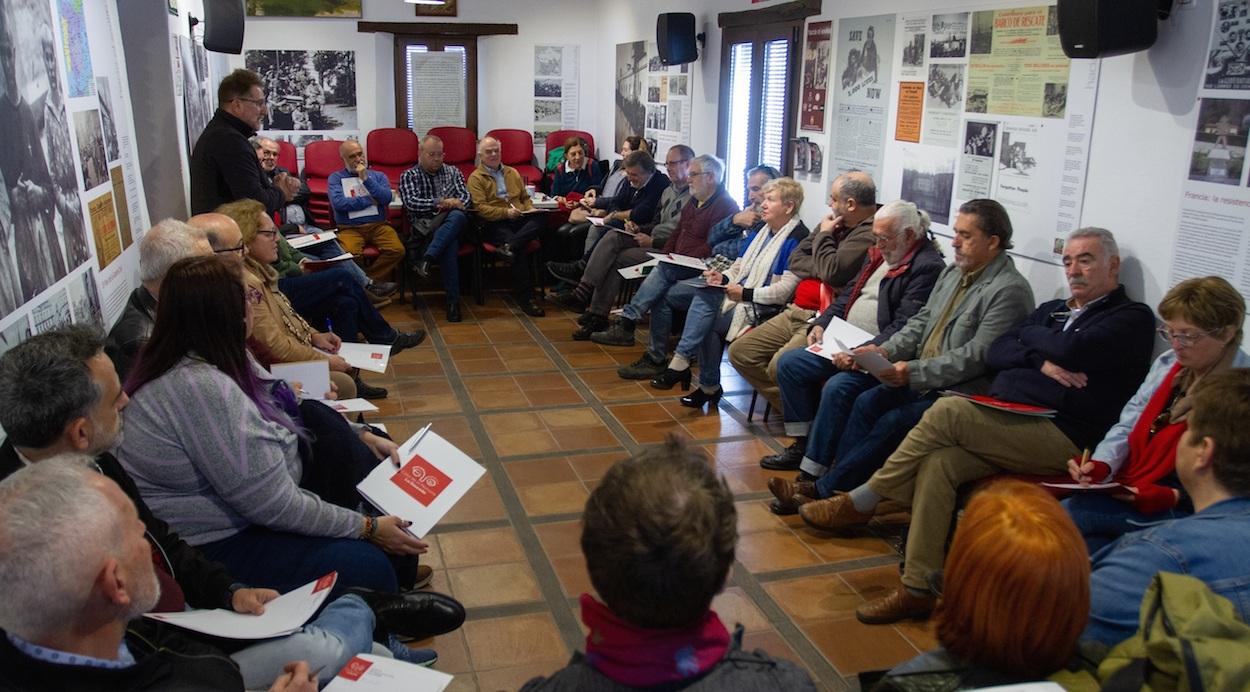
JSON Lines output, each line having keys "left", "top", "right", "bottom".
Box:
{"left": 800, "top": 21, "right": 833, "bottom": 132}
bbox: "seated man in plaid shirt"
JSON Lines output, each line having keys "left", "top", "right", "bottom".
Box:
{"left": 400, "top": 134, "right": 473, "bottom": 322}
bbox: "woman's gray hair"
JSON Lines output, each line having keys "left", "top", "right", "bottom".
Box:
{"left": 0, "top": 455, "right": 122, "bottom": 640}
{"left": 693, "top": 154, "right": 725, "bottom": 185}
{"left": 1067, "top": 227, "right": 1119, "bottom": 259}
{"left": 139, "top": 218, "right": 208, "bottom": 284}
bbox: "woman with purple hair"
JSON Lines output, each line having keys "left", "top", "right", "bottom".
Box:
{"left": 118, "top": 255, "right": 428, "bottom": 595}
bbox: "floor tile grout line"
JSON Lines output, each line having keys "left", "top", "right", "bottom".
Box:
{"left": 429, "top": 295, "right": 594, "bottom": 657}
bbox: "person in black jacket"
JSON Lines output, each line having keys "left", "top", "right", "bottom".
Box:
{"left": 775, "top": 228, "right": 1155, "bottom": 626}
{"left": 0, "top": 326, "right": 464, "bottom": 687}
{"left": 190, "top": 69, "right": 300, "bottom": 215}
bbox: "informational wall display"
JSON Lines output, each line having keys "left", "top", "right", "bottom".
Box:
{"left": 532, "top": 45, "right": 581, "bottom": 161}
{"left": 800, "top": 21, "right": 832, "bottom": 132}
{"left": 615, "top": 40, "right": 692, "bottom": 160}
{"left": 1170, "top": 0, "right": 1250, "bottom": 295}
{"left": 408, "top": 51, "right": 465, "bottom": 136}
{"left": 0, "top": 0, "right": 149, "bottom": 357}
{"left": 831, "top": 14, "right": 895, "bottom": 181}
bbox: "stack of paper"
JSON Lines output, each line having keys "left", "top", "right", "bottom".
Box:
{"left": 356, "top": 425, "right": 487, "bottom": 538}
{"left": 805, "top": 317, "right": 875, "bottom": 360}
{"left": 324, "top": 654, "right": 454, "bottom": 691}
{"left": 270, "top": 361, "right": 333, "bottom": 401}
{"left": 341, "top": 177, "right": 379, "bottom": 219}
{"left": 304, "top": 252, "right": 355, "bottom": 271}
{"left": 144, "top": 573, "right": 337, "bottom": 639}
{"left": 287, "top": 231, "right": 338, "bottom": 250}
{"left": 328, "top": 398, "right": 380, "bottom": 414}
{"left": 336, "top": 343, "right": 392, "bottom": 373}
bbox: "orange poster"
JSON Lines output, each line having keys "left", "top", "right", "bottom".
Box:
{"left": 88, "top": 193, "right": 121, "bottom": 271}
{"left": 895, "top": 81, "right": 924, "bottom": 143}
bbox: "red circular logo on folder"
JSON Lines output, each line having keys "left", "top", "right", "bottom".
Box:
{"left": 390, "top": 454, "right": 453, "bottom": 506}
{"left": 338, "top": 656, "right": 373, "bottom": 680}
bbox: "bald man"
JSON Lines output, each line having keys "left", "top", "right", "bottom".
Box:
{"left": 327, "top": 140, "right": 405, "bottom": 284}
{"left": 466, "top": 136, "right": 546, "bottom": 317}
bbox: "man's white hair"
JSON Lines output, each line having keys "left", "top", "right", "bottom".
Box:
{"left": 0, "top": 455, "right": 123, "bottom": 641}
{"left": 139, "top": 218, "right": 207, "bottom": 284}
{"left": 876, "top": 199, "right": 930, "bottom": 237}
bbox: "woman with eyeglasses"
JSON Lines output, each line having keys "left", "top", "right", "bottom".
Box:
{"left": 120, "top": 255, "right": 432, "bottom": 595}
{"left": 1063, "top": 275, "right": 1248, "bottom": 552}
{"left": 217, "top": 199, "right": 423, "bottom": 400}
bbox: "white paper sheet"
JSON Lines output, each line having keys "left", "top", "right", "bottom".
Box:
{"left": 287, "top": 231, "right": 338, "bottom": 249}
{"left": 323, "top": 653, "right": 454, "bottom": 691}
{"left": 851, "top": 349, "right": 895, "bottom": 377}
{"left": 143, "top": 573, "right": 337, "bottom": 639}
{"left": 588, "top": 216, "right": 606, "bottom": 226}
{"left": 646, "top": 252, "right": 707, "bottom": 270}
{"left": 335, "top": 342, "right": 392, "bottom": 374}
{"left": 270, "top": 361, "right": 333, "bottom": 401}
{"left": 327, "top": 398, "right": 380, "bottom": 414}
{"left": 356, "top": 427, "right": 486, "bottom": 538}
{"left": 618, "top": 258, "right": 659, "bottom": 279}
{"left": 340, "top": 177, "right": 380, "bottom": 220}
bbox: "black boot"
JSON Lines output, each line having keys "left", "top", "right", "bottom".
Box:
{"left": 650, "top": 367, "right": 692, "bottom": 391}
{"left": 760, "top": 439, "right": 807, "bottom": 470}
{"left": 680, "top": 386, "right": 724, "bottom": 409}
{"left": 572, "top": 313, "right": 610, "bottom": 340}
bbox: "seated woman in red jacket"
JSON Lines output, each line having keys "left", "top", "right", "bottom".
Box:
{"left": 1064, "top": 276, "right": 1248, "bottom": 552}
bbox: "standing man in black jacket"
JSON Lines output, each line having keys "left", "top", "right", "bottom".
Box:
{"left": 190, "top": 69, "right": 300, "bottom": 215}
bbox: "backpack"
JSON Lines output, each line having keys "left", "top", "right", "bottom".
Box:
{"left": 1097, "top": 572, "right": 1250, "bottom": 692}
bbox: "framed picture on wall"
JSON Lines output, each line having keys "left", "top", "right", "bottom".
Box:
{"left": 246, "top": 1, "right": 362, "bottom": 18}
{"left": 414, "top": 0, "right": 458, "bottom": 17}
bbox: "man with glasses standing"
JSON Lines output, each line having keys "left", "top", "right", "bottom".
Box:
{"left": 190, "top": 69, "right": 300, "bottom": 215}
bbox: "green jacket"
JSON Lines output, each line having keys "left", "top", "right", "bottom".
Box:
{"left": 273, "top": 235, "right": 311, "bottom": 279}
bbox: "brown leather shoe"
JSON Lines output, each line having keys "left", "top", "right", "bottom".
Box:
{"left": 767, "top": 477, "right": 817, "bottom": 515}
{"left": 855, "top": 585, "right": 936, "bottom": 624}
{"left": 798, "top": 494, "right": 873, "bottom": 531}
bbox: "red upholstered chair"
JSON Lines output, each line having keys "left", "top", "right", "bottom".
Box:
{"left": 485, "top": 128, "right": 542, "bottom": 185}
{"left": 427, "top": 126, "right": 477, "bottom": 181}
{"left": 301, "top": 139, "right": 344, "bottom": 229}
{"left": 366, "top": 128, "right": 419, "bottom": 188}
{"left": 276, "top": 140, "right": 298, "bottom": 175}
{"left": 544, "top": 129, "right": 596, "bottom": 163}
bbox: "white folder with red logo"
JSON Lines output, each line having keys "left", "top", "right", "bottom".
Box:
{"left": 355, "top": 424, "right": 486, "bottom": 538}
{"left": 324, "top": 654, "right": 453, "bottom": 691}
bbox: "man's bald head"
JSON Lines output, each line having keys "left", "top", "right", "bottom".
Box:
{"left": 187, "top": 213, "right": 243, "bottom": 255}
{"left": 478, "top": 136, "right": 502, "bottom": 169}
{"left": 339, "top": 140, "right": 366, "bottom": 171}
{"left": 830, "top": 170, "right": 877, "bottom": 227}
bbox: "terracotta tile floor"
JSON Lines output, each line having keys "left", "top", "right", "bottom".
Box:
{"left": 366, "top": 292, "right": 927, "bottom": 691}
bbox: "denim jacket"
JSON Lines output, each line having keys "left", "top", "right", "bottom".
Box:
{"left": 1085, "top": 497, "right": 1250, "bottom": 645}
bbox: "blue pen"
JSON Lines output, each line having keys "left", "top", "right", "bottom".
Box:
{"left": 325, "top": 318, "right": 334, "bottom": 333}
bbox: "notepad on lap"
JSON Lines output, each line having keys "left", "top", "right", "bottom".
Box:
{"left": 323, "top": 654, "right": 453, "bottom": 691}
{"left": 356, "top": 425, "right": 486, "bottom": 538}
{"left": 805, "top": 318, "right": 875, "bottom": 360}
{"left": 940, "top": 391, "right": 1057, "bottom": 417}
{"left": 270, "top": 361, "right": 333, "bottom": 401}
{"left": 335, "top": 342, "right": 391, "bottom": 373}
{"left": 287, "top": 231, "right": 338, "bottom": 249}
{"left": 144, "top": 573, "right": 337, "bottom": 639}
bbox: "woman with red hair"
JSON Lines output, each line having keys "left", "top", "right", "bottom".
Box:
{"left": 874, "top": 481, "right": 1088, "bottom": 689}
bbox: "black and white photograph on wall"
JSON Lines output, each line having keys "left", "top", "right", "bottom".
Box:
{"left": 966, "top": 87, "right": 988, "bottom": 114}
{"left": 180, "top": 36, "right": 212, "bottom": 158}
{"left": 900, "top": 146, "right": 955, "bottom": 225}
{"left": 2, "top": 0, "right": 83, "bottom": 303}
{"left": 534, "top": 99, "right": 562, "bottom": 124}
{"left": 648, "top": 54, "right": 663, "bottom": 72}
{"left": 669, "top": 75, "right": 688, "bottom": 96}
{"left": 929, "top": 13, "right": 969, "bottom": 59}
{"left": 0, "top": 315, "right": 31, "bottom": 358}
{"left": 999, "top": 130, "right": 1039, "bottom": 178}
{"left": 615, "top": 41, "right": 647, "bottom": 146}
{"left": 534, "top": 79, "right": 561, "bottom": 98}
{"left": 964, "top": 121, "right": 998, "bottom": 158}
{"left": 1046, "top": 5, "right": 1059, "bottom": 35}
{"left": 0, "top": 178, "right": 20, "bottom": 320}
{"left": 647, "top": 78, "right": 663, "bottom": 103}
{"left": 1205, "top": 0, "right": 1250, "bottom": 90}
{"left": 970, "top": 11, "right": 994, "bottom": 55}
{"left": 30, "top": 287, "right": 70, "bottom": 335}
{"left": 245, "top": 49, "right": 357, "bottom": 130}
{"left": 1190, "top": 98, "right": 1250, "bottom": 185}
{"left": 69, "top": 268, "right": 102, "bottom": 327}
{"left": 807, "top": 140, "right": 823, "bottom": 179}
{"left": 790, "top": 138, "right": 810, "bottom": 174}
{"left": 246, "top": 0, "right": 361, "bottom": 17}
{"left": 926, "top": 65, "right": 964, "bottom": 111}
{"left": 645, "top": 105, "right": 667, "bottom": 130}
{"left": 96, "top": 78, "right": 121, "bottom": 163}
{"left": 1043, "top": 82, "right": 1068, "bottom": 119}
{"left": 73, "top": 110, "right": 109, "bottom": 191}
{"left": 535, "top": 46, "right": 562, "bottom": 77}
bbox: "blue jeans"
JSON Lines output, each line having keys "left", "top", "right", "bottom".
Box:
{"left": 620, "top": 262, "right": 700, "bottom": 360}
{"left": 1064, "top": 486, "right": 1190, "bottom": 554}
{"left": 198, "top": 525, "right": 399, "bottom": 596}
{"left": 303, "top": 240, "right": 369, "bottom": 287}
{"left": 231, "top": 594, "right": 375, "bottom": 688}
{"left": 674, "top": 288, "right": 734, "bottom": 388}
{"left": 813, "top": 385, "right": 939, "bottom": 497}
{"left": 279, "top": 267, "right": 396, "bottom": 343}
{"left": 420, "top": 209, "right": 467, "bottom": 303}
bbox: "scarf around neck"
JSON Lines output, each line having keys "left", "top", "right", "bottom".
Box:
{"left": 725, "top": 216, "right": 800, "bottom": 340}
{"left": 580, "top": 593, "right": 731, "bottom": 688}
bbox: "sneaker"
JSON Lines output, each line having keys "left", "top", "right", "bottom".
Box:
{"left": 546, "top": 259, "right": 586, "bottom": 284}
{"left": 413, "top": 258, "right": 431, "bottom": 279}
{"left": 367, "top": 281, "right": 398, "bottom": 298}
{"left": 617, "top": 353, "right": 667, "bottom": 380}
{"left": 591, "top": 321, "right": 636, "bottom": 347}
{"left": 389, "top": 330, "right": 426, "bottom": 357}
{"left": 386, "top": 635, "right": 438, "bottom": 668}
{"left": 355, "top": 377, "right": 389, "bottom": 400}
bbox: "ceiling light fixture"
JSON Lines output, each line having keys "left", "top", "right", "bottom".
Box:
{"left": 404, "top": 0, "right": 446, "bottom": 4}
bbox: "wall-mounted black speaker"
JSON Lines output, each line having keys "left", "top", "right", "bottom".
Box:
{"left": 203, "top": 0, "right": 245, "bottom": 54}
{"left": 1058, "top": 0, "right": 1173, "bottom": 59}
{"left": 657, "top": 12, "right": 698, "bottom": 65}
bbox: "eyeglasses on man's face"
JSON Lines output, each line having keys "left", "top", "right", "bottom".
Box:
{"left": 234, "top": 96, "right": 265, "bottom": 107}
{"left": 214, "top": 244, "right": 245, "bottom": 256}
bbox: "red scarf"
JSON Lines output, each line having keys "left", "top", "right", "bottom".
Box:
{"left": 580, "top": 593, "right": 730, "bottom": 687}
{"left": 1119, "top": 362, "right": 1186, "bottom": 489}
{"left": 150, "top": 545, "right": 187, "bottom": 612}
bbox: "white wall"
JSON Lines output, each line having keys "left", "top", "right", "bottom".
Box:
{"left": 235, "top": 0, "right": 1211, "bottom": 311}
